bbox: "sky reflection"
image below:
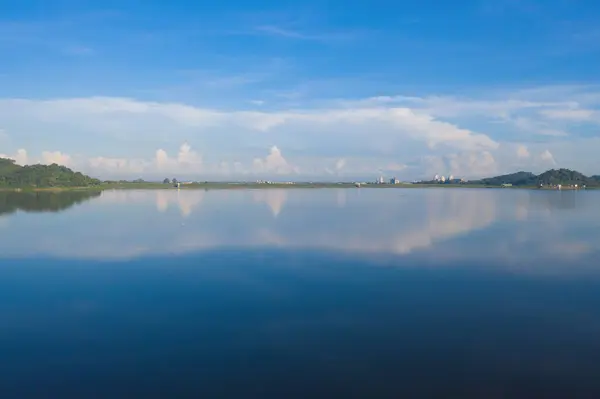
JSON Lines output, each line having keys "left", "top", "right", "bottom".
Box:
{"left": 1, "top": 188, "right": 599, "bottom": 273}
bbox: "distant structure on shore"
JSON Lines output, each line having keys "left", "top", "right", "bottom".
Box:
{"left": 430, "top": 174, "right": 465, "bottom": 184}
{"left": 256, "top": 180, "right": 295, "bottom": 185}
{"left": 373, "top": 176, "right": 401, "bottom": 184}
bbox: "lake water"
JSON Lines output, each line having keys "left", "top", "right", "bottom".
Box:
{"left": 1, "top": 188, "right": 600, "bottom": 398}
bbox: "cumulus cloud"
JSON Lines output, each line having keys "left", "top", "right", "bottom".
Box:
{"left": 2, "top": 85, "right": 600, "bottom": 177}
{"left": 155, "top": 142, "right": 203, "bottom": 173}
{"left": 424, "top": 150, "right": 497, "bottom": 179}
{"left": 88, "top": 156, "right": 147, "bottom": 175}
{"left": 252, "top": 146, "right": 298, "bottom": 175}
{"left": 0, "top": 149, "right": 28, "bottom": 165}
{"left": 1, "top": 149, "right": 69, "bottom": 168}
{"left": 516, "top": 144, "right": 530, "bottom": 158}
{"left": 41, "top": 151, "right": 71, "bottom": 166}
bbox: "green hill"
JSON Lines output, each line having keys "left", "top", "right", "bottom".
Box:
{"left": 0, "top": 158, "right": 101, "bottom": 188}
{"left": 475, "top": 171, "right": 537, "bottom": 186}
{"left": 470, "top": 168, "right": 599, "bottom": 187}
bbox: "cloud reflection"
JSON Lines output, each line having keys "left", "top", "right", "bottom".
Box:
{"left": 1, "top": 188, "right": 599, "bottom": 273}
{"left": 155, "top": 190, "right": 204, "bottom": 217}
{"left": 252, "top": 189, "right": 287, "bottom": 217}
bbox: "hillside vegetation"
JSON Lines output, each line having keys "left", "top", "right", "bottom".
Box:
{"left": 0, "top": 158, "right": 101, "bottom": 188}
{"left": 469, "top": 168, "right": 600, "bottom": 187}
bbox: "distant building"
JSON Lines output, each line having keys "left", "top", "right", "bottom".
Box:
{"left": 440, "top": 176, "right": 446, "bottom": 183}
{"left": 377, "top": 176, "right": 385, "bottom": 184}
{"left": 390, "top": 177, "right": 399, "bottom": 184}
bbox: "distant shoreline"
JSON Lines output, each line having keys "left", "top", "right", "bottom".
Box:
{"left": 1, "top": 182, "right": 596, "bottom": 192}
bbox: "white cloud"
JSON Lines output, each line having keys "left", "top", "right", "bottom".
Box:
{"left": 155, "top": 142, "right": 203, "bottom": 173}
{"left": 424, "top": 150, "right": 497, "bottom": 178}
{"left": 516, "top": 144, "right": 530, "bottom": 158}
{"left": 539, "top": 149, "right": 556, "bottom": 165}
{"left": 335, "top": 158, "right": 346, "bottom": 171}
{"left": 372, "top": 88, "right": 599, "bottom": 138}
{"left": 511, "top": 117, "right": 568, "bottom": 137}
{"left": 2, "top": 85, "right": 600, "bottom": 178}
{"left": 252, "top": 146, "right": 298, "bottom": 175}
{"left": 41, "top": 150, "right": 71, "bottom": 166}
{"left": 0, "top": 96, "right": 498, "bottom": 154}
{"left": 88, "top": 156, "right": 147, "bottom": 176}
{"left": 539, "top": 109, "right": 597, "bottom": 121}
{"left": 0, "top": 148, "right": 28, "bottom": 165}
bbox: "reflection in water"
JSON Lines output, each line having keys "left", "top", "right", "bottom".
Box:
{"left": 1, "top": 188, "right": 600, "bottom": 271}
{"left": 0, "top": 190, "right": 101, "bottom": 216}
{"left": 388, "top": 189, "right": 497, "bottom": 254}
{"left": 155, "top": 190, "right": 204, "bottom": 217}
{"left": 3, "top": 188, "right": 600, "bottom": 398}
{"left": 252, "top": 189, "right": 287, "bottom": 217}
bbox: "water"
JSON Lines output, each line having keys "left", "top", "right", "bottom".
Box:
{"left": 1, "top": 188, "right": 600, "bottom": 398}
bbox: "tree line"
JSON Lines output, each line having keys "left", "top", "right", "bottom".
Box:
{"left": 0, "top": 158, "right": 101, "bottom": 188}
{"left": 468, "top": 169, "right": 600, "bottom": 187}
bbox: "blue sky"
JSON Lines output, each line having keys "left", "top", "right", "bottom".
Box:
{"left": 1, "top": 0, "right": 600, "bottom": 180}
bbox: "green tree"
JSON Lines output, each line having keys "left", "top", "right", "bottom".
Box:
{"left": 163, "top": 178, "right": 170, "bottom": 184}
{"left": 0, "top": 157, "right": 101, "bottom": 188}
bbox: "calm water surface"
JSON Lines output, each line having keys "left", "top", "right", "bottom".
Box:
{"left": 1, "top": 188, "right": 600, "bottom": 398}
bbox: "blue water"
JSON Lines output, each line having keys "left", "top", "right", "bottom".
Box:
{"left": 1, "top": 188, "right": 600, "bottom": 398}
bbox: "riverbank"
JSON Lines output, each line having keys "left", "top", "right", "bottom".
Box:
{"left": 1, "top": 182, "right": 597, "bottom": 191}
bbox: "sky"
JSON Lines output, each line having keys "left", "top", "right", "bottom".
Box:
{"left": 1, "top": 0, "right": 600, "bottom": 181}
